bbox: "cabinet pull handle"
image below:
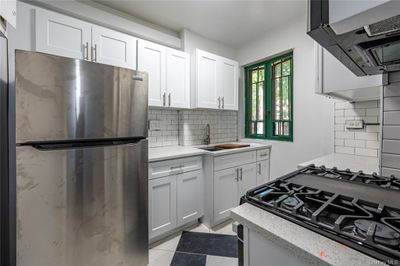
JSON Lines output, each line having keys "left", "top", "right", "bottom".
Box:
{"left": 222, "top": 97, "right": 224, "bottom": 109}
{"left": 94, "top": 44, "right": 97, "bottom": 62}
{"left": 163, "top": 92, "right": 166, "bottom": 106}
{"left": 260, "top": 153, "right": 268, "bottom": 157}
{"left": 170, "top": 165, "right": 184, "bottom": 171}
{"left": 235, "top": 168, "right": 239, "bottom": 182}
{"left": 218, "top": 97, "right": 221, "bottom": 109}
{"left": 258, "top": 163, "right": 261, "bottom": 174}
{"left": 84, "top": 42, "right": 89, "bottom": 60}
{"left": 168, "top": 93, "right": 171, "bottom": 106}
{"left": 240, "top": 168, "right": 243, "bottom": 180}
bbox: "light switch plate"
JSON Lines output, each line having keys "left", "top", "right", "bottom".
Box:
{"left": 345, "top": 119, "right": 364, "bottom": 129}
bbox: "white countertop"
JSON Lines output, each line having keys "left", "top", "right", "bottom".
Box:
{"left": 148, "top": 142, "right": 271, "bottom": 162}
{"left": 298, "top": 153, "right": 379, "bottom": 174}
{"left": 231, "top": 203, "right": 384, "bottom": 266}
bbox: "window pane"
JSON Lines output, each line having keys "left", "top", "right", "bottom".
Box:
{"left": 282, "top": 59, "right": 291, "bottom": 76}
{"left": 252, "top": 71, "right": 258, "bottom": 83}
{"left": 274, "top": 78, "right": 281, "bottom": 120}
{"left": 258, "top": 69, "right": 264, "bottom": 81}
{"left": 257, "top": 122, "right": 264, "bottom": 135}
{"left": 274, "top": 62, "right": 281, "bottom": 78}
{"left": 251, "top": 83, "right": 257, "bottom": 120}
{"left": 258, "top": 82, "right": 264, "bottom": 120}
{"left": 282, "top": 76, "right": 290, "bottom": 120}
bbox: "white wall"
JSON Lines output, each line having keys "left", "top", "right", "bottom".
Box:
{"left": 237, "top": 14, "right": 334, "bottom": 179}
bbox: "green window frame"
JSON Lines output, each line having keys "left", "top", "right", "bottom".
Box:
{"left": 245, "top": 52, "right": 293, "bottom": 142}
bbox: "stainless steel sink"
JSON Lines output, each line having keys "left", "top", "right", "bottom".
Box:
{"left": 198, "top": 146, "right": 224, "bottom": 152}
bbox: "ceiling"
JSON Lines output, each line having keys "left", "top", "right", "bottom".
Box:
{"left": 93, "top": 0, "right": 307, "bottom": 48}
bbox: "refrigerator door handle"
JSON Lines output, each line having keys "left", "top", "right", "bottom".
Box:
{"left": 22, "top": 138, "right": 146, "bottom": 151}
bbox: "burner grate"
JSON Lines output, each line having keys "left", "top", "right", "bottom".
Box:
{"left": 243, "top": 165, "right": 400, "bottom": 265}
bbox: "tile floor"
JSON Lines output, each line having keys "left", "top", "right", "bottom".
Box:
{"left": 148, "top": 221, "right": 237, "bottom": 266}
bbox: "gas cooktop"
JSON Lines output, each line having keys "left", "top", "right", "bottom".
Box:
{"left": 241, "top": 165, "right": 400, "bottom": 265}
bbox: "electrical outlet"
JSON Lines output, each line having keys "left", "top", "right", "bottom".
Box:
{"left": 345, "top": 120, "right": 364, "bottom": 129}
{"left": 148, "top": 120, "right": 161, "bottom": 131}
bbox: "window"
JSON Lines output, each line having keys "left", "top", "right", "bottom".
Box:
{"left": 245, "top": 52, "right": 293, "bottom": 141}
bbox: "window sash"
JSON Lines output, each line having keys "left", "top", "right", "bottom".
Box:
{"left": 245, "top": 53, "right": 293, "bottom": 141}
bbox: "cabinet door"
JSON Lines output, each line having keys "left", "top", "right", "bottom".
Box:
{"left": 256, "top": 160, "right": 270, "bottom": 186}
{"left": 138, "top": 39, "right": 166, "bottom": 107}
{"left": 92, "top": 25, "right": 137, "bottom": 69}
{"left": 239, "top": 163, "right": 257, "bottom": 200}
{"left": 166, "top": 48, "right": 190, "bottom": 108}
{"left": 219, "top": 58, "right": 239, "bottom": 110}
{"left": 214, "top": 168, "right": 238, "bottom": 222}
{"left": 196, "top": 49, "right": 219, "bottom": 109}
{"left": 149, "top": 176, "right": 177, "bottom": 239}
{"left": 0, "top": 0, "right": 16, "bottom": 28}
{"left": 35, "top": 8, "right": 91, "bottom": 60}
{"left": 177, "top": 170, "right": 203, "bottom": 226}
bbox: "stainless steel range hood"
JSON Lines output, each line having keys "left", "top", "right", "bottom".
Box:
{"left": 308, "top": 0, "right": 400, "bottom": 76}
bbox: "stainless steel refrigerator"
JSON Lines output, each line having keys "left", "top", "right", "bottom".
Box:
{"left": 15, "top": 50, "right": 149, "bottom": 266}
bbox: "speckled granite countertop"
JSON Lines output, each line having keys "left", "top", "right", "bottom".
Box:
{"left": 149, "top": 142, "right": 271, "bottom": 162}
{"left": 231, "top": 203, "right": 385, "bottom": 266}
{"left": 298, "top": 153, "right": 379, "bottom": 174}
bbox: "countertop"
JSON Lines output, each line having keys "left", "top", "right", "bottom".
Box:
{"left": 231, "top": 203, "right": 385, "bottom": 266}
{"left": 298, "top": 153, "right": 379, "bottom": 174}
{"left": 148, "top": 142, "right": 272, "bottom": 162}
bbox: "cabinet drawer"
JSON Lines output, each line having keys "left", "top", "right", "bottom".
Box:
{"left": 149, "top": 156, "right": 202, "bottom": 179}
{"left": 214, "top": 151, "right": 256, "bottom": 171}
{"left": 256, "top": 149, "right": 270, "bottom": 161}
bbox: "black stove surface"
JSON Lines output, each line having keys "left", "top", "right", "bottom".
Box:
{"left": 241, "top": 165, "right": 400, "bottom": 265}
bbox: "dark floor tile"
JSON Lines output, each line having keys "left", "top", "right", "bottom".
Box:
{"left": 170, "top": 252, "right": 206, "bottom": 266}
{"left": 176, "top": 231, "right": 238, "bottom": 258}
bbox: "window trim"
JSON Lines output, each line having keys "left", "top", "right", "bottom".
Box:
{"left": 245, "top": 52, "right": 293, "bottom": 142}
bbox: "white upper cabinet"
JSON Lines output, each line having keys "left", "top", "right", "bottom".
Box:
{"left": 219, "top": 58, "right": 239, "bottom": 110}
{"left": 36, "top": 8, "right": 91, "bottom": 60}
{"left": 138, "top": 39, "right": 190, "bottom": 108}
{"left": 35, "top": 7, "right": 136, "bottom": 69}
{"left": 138, "top": 39, "right": 167, "bottom": 107}
{"left": 92, "top": 25, "right": 137, "bottom": 69}
{"left": 166, "top": 48, "right": 190, "bottom": 109}
{"left": 196, "top": 49, "right": 219, "bottom": 109}
{"left": 195, "top": 49, "right": 239, "bottom": 110}
{"left": 0, "top": 0, "right": 17, "bottom": 28}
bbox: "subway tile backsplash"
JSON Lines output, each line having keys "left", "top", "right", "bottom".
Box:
{"left": 148, "top": 108, "right": 238, "bottom": 148}
{"left": 334, "top": 100, "right": 380, "bottom": 157}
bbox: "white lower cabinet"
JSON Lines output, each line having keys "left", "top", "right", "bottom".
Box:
{"left": 213, "top": 163, "right": 257, "bottom": 223}
{"left": 256, "top": 160, "right": 270, "bottom": 185}
{"left": 149, "top": 175, "right": 177, "bottom": 239}
{"left": 204, "top": 147, "right": 271, "bottom": 228}
{"left": 149, "top": 156, "right": 203, "bottom": 240}
{"left": 214, "top": 168, "right": 238, "bottom": 222}
{"left": 177, "top": 170, "right": 203, "bottom": 226}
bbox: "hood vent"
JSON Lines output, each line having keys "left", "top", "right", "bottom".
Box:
{"left": 365, "top": 15, "right": 400, "bottom": 37}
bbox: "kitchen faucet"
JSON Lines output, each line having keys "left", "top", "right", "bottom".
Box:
{"left": 204, "top": 124, "right": 210, "bottom": 145}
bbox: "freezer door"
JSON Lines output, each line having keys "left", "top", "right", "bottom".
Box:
{"left": 15, "top": 50, "right": 148, "bottom": 143}
{"left": 16, "top": 140, "right": 148, "bottom": 266}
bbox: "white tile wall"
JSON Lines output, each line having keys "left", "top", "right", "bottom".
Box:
{"left": 148, "top": 109, "right": 179, "bottom": 148}
{"left": 334, "top": 100, "right": 380, "bottom": 157}
{"left": 148, "top": 108, "right": 238, "bottom": 147}
{"left": 179, "top": 110, "right": 238, "bottom": 146}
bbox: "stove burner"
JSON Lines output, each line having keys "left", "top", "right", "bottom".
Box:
{"left": 281, "top": 197, "right": 299, "bottom": 209}
{"left": 354, "top": 219, "right": 400, "bottom": 247}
